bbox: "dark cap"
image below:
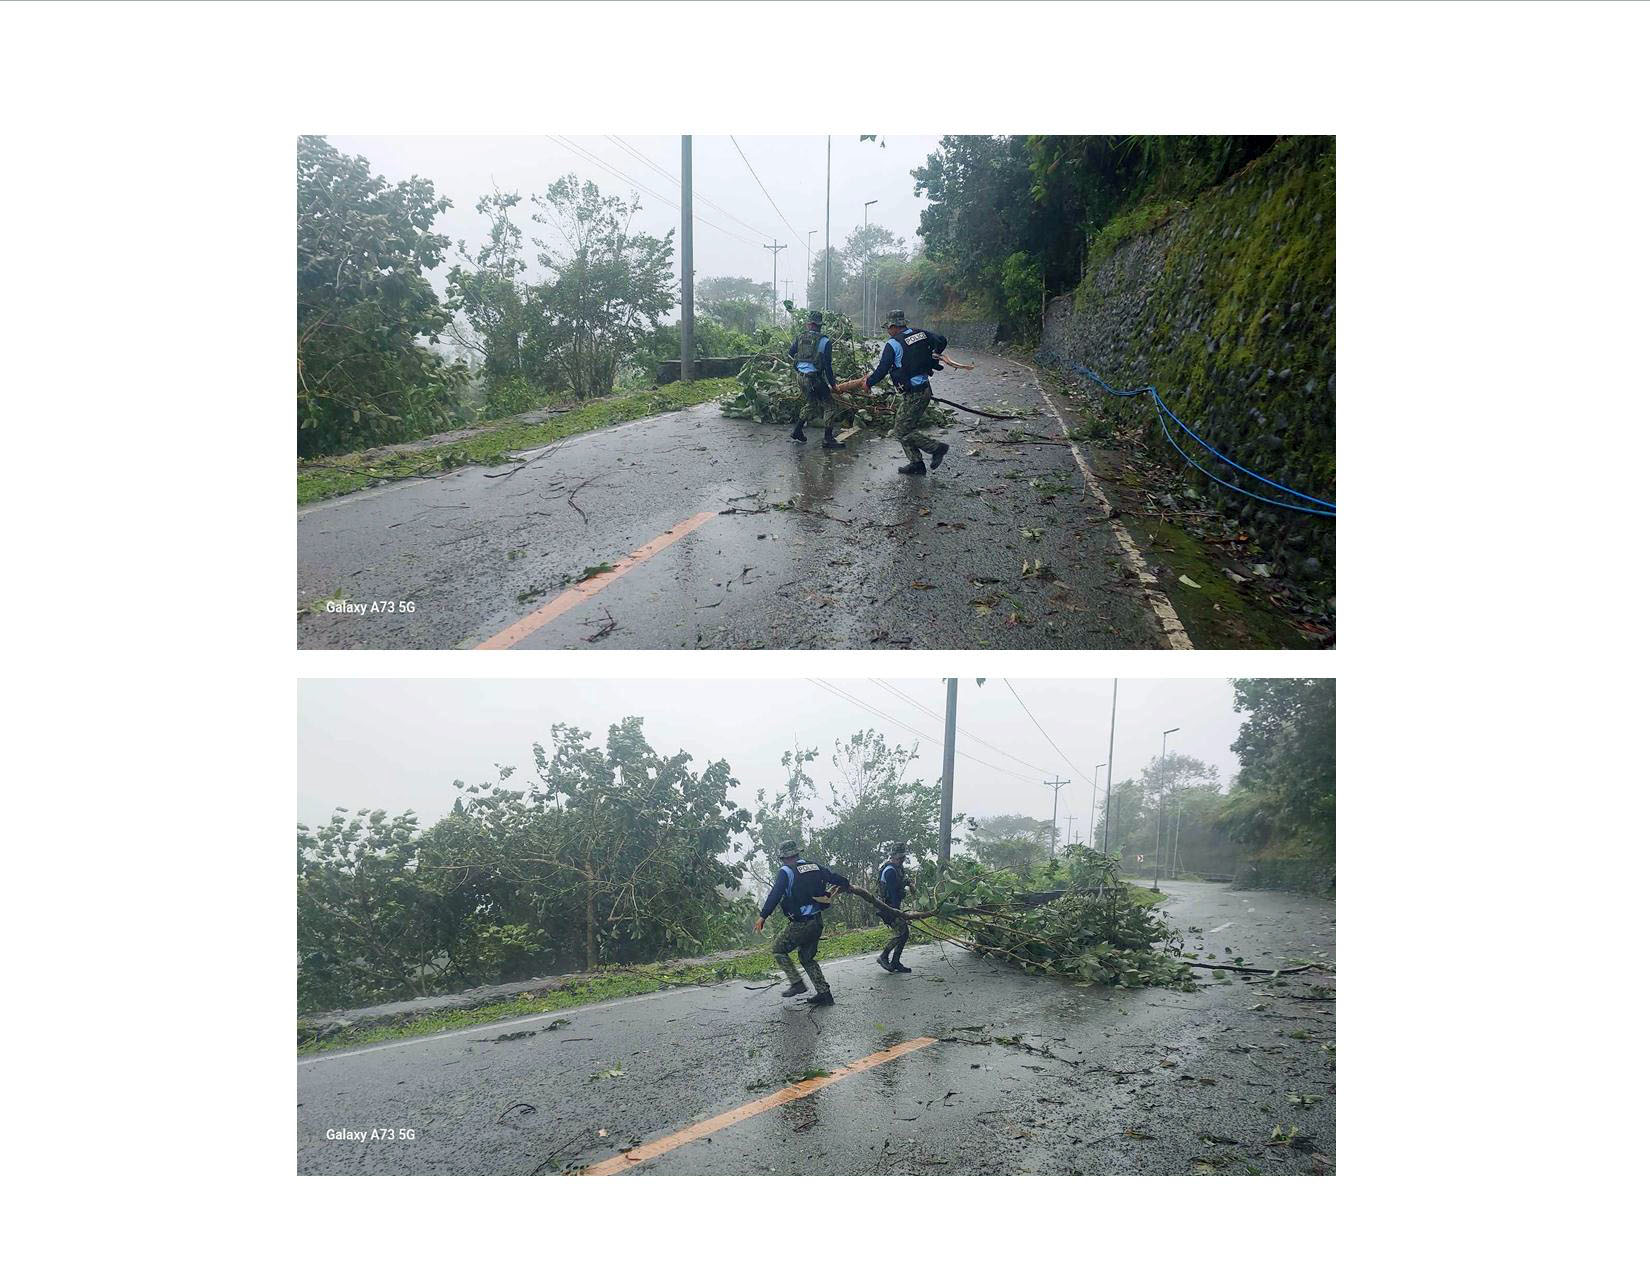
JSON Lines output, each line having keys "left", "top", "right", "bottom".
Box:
{"left": 883, "top": 309, "right": 906, "bottom": 327}
{"left": 807, "top": 310, "right": 823, "bottom": 325}
{"left": 889, "top": 842, "right": 908, "bottom": 858}
{"left": 777, "top": 839, "right": 799, "bottom": 859}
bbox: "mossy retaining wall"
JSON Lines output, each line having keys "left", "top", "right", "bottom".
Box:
{"left": 1039, "top": 136, "right": 1336, "bottom": 580}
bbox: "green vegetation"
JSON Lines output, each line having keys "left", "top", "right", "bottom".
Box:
{"left": 1122, "top": 516, "right": 1315, "bottom": 650}
{"left": 297, "top": 925, "right": 924, "bottom": 1053}
{"left": 297, "top": 137, "right": 466, "bottom": 456}
{"left": 1219, "top": 679, "right": 1335, "bottom": 894}
{"left": 907, "top": 135, "right": 1281, "bottom": 335}
{"left": 295, "top": 377, "right": 733, "bottom": 504}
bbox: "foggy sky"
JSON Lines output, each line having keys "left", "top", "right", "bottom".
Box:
{"left": 297, "top": 679, "right": 1247, "bottom": 843}
{"left": 323, "top": 134, "right": 942, "bottom": 319}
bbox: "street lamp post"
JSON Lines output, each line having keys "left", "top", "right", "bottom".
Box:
{"left": 1152, "top": 727, "right": 1179, "bottom": 890}
{"left": 862, "top": 198, "right": 877, "bottom": 334}
{"left": 1088, "top": 762, "right": 1108, "bottom": 849}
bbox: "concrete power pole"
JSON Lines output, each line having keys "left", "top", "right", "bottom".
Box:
{"left": 937, "top": 678, "right": 958, "bottom": 868}
{"left": 1101, "top": 679, "right": 1118, "bottom": 864}
{"left": 1044, "top": 776, "right": 1069, "bottom": 862}
{"left": 764, "top": 242, "right": 786, "bottom": 325}
{"left": 824, "top": 136, "right": 831, "bottom": 314}
{"left": 680, "top": 136, "right": 694, "bottom": 382}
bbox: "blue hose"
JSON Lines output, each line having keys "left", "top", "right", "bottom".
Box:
{"left": 1066, "top": 360, "right": 1336, "bottom": 518}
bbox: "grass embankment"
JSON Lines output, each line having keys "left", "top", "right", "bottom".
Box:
{"left": 296, "top": 378, "right": 736, "bottom": 505}
{"left": 297, "top": 924, "right": 912, "bottom": 1055}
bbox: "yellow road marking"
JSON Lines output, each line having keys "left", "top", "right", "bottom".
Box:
{"left": 474, "top": 510, "right": 717, "bottom": 649}
{"left": 579, "top": 1036, "right": 938, "bottom": 1175}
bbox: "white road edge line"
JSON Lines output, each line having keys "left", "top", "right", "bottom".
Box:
{"left": 1005, "top": 357, "right": 1193, "bottom": 650}
{"left": 297, "top": 950, "right": 876, "bottom": 1067}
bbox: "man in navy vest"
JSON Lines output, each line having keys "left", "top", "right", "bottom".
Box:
{"left": 756, "top": 840, "right": 850, "bottom": 1005}
{"left": 876, "top": 843, "right": 914, "bottom": 972}
{"left": 834, "top": 309, "right": 950, "bottom": 475}
{"left": 787, "top": 311, "right": 850, "bottom": 449}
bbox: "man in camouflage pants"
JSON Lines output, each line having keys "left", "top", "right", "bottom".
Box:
{"left": 755, "top": 841, "right": 851, "bottom": 1006}
{"left": 787, "top": 310, "right": 850, "bottom": 449}
{"left": 834, "top": 309, "right": 950, "bottom": 475}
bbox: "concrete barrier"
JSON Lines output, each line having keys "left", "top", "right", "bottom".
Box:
{"left": 656, "top": 356, "right": 755, "bottom": 385}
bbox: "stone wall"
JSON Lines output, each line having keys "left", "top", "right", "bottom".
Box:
{"left": 1038, "top": 136, "right": 1335, "bottom": 579}
{"left": 928, "top": 317, "right": 1003, "bottom": 350}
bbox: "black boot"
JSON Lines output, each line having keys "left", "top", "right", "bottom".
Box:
{"left": 877, "top": 952, "right": 893, "bottom": 971}
{"left": 928, "top": 442, "right": 949, "bottom": 470}
{"left": 822, "top": 429, "right": 846, "bottom": 450}
{"left": 898, "top": 460, "right": 927, "bottom": 476}
{"left": 790, "top": 425, "right": 807, "bottom": 442}
{"left": 891, "top": 962, "right": 913, "bottom": 973}
{"left": 780, "top": 981, "right": 809, "bottom": 997}
{"left": 806, "top": 990, "right": 835, "bottom": 1006}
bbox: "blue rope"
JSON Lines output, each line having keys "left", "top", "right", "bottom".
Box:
{"left": 1065, "top": 360, "right": 1336, "bottom": 517}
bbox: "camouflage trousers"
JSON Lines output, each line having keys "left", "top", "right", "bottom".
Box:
{"left": 894, "top": 384, "right": 941, "bottom": 462}
{"left": 772, "top": 913, "right": 829, "bottom": 993}
{"left": 881, "top": 911, "right": 910, "bottom": 963}
{"left": 800, "top": 390, "right": 853, "bottom": 431}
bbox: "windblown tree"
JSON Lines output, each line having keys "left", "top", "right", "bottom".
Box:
{"left": 1219, "top": 679, "right": 1335, "bottom": 890}
{"left": 296, "top": 717, "right": 755, "bottom": 1012}
{"left": 444, "top": 189, "right": 543, "bottom": 416}
{"left": 296, "top": 136, "right": 467, "bottom": 456}
{"left": 529, "top": 176, "right": 674, "bottom": 398}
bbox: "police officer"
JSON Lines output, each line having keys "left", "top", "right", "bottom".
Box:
{"left": 755, "top": 840, "right": 851, "bottom": 1006}
{"left": 875, "top": 843, "right": 914, "bottom": 973}
{"left": 833, "top": 309, "right": 950, "bottom": 475}
{"left": 787, "top": 311, "right": 849, "bottom": 449}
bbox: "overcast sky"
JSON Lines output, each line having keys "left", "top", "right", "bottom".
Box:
{"left": 324, "top": 134, "right": 942, "bottom": 315}
{"left": 297, "top": 679, "right": 1246, "bottom": 844}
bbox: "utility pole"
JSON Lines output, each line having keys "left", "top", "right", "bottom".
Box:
{"left": 1044, "top": 776, "right": 1069, "bottom": 862}
{"left": 781, "top": 278, "right": 792, "bottom": 306}
{"left": 938, "top": 678, "right": 958, "bottom": 868}
{"left": 763, "top": 241, "right": 786, "bottom": 325}
{"left": 680, "top": 136, "right": 694, "bottom": 382}
{"left": 807, "top": 230, "right": 818, "bottom": 304}
{"left": 1065, "top": 814, "right": 1077, "bottom": 846}
{"left": 1101, "top": 679, "right": 1118, "bottom": 865}
{"left": 1152, "top": 727, "right": 1179, "bottom": 890}
{"left": 862, "top": 198, "right": 878, "bottom": 335}
{"left": 1088, "top": 761, "right": 1107, "bottom": 848}
{"left": 824, "top": 137, "right": 831, "bottom": 314}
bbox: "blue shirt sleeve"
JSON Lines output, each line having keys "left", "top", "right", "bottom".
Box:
{"left": 760, "top": 865, "right": 793, "bottom": 919}
{"left": 864, "top": 340, "right": 897, "bottom": 389}
{"left": 818, "top": 336, "right": 835, "bottom": 387}
{"left": 788, "top": 337, "right": 799, "bottom": 359}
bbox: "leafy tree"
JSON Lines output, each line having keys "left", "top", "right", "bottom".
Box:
{"left": 296, "top": 136, "right": 467, "bottom": 455}
{"left": 1221, "top": 680, "right": 1335, "bottom": 886}
{"left": 529, "top": 176, "right": 675, "bottom": 398}
{"left": 695, "top": 275, "right": 775, "bottom": 334}
{"left": 444, "top": 189, "right": 549, "bottom": 417}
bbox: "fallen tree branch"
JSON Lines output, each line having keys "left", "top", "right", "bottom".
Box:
{"left": 1182, "top": 960, "right": 1333, "bottom": 976}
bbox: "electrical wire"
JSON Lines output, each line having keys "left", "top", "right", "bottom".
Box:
{"left": 1001, "top": 679, "right": 1090, "bottom": 783}
{"left": 606, "top": 135, "right": 778, "bottom": 242}
{"left": 808, "top": 680, "right": 1047, "bottom": 788}
{"left": 869, "top": 679, "right": 1059, "bottom": 780}
{"left": 545, "top": 135, "right": 765, "bottom": 251}
{"left": 728, "top": 135, "right": 807, "bottom": 247}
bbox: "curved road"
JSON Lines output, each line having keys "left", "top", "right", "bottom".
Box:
{"left": 296, "top": 350, "right": 1185, "bottom": 650}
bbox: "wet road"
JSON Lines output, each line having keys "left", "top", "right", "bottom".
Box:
{"left": 296, "top": 349, "right": 1176, "bottom": 649}
{"left": 296, "top": 880, "right": 1335, "bottom": 1175}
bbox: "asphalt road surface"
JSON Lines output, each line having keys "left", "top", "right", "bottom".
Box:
{"left": 297, "top": 880, "right": 1335, "bottom": 1176}
{"left": 296, "top": 349, "right": 1182, "bottom": 650}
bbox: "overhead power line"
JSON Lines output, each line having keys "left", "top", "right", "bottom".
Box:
{"left": 606, "top": 135, "right": 777, "bottom": 242}
{"left": 809, "top": 680, "right": 1046, "bottom": 788}
{"left": 870, "top": 679, "right": 1058, "bottom": 780}
{"left": 545, "top": 135, "right": 764, "bottom": 250}
{"left": 1002, "top": 679, "right": 1089, "bottom": 785}
{"left": 728, "top": 136, "right": 807, "bottom": 248}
